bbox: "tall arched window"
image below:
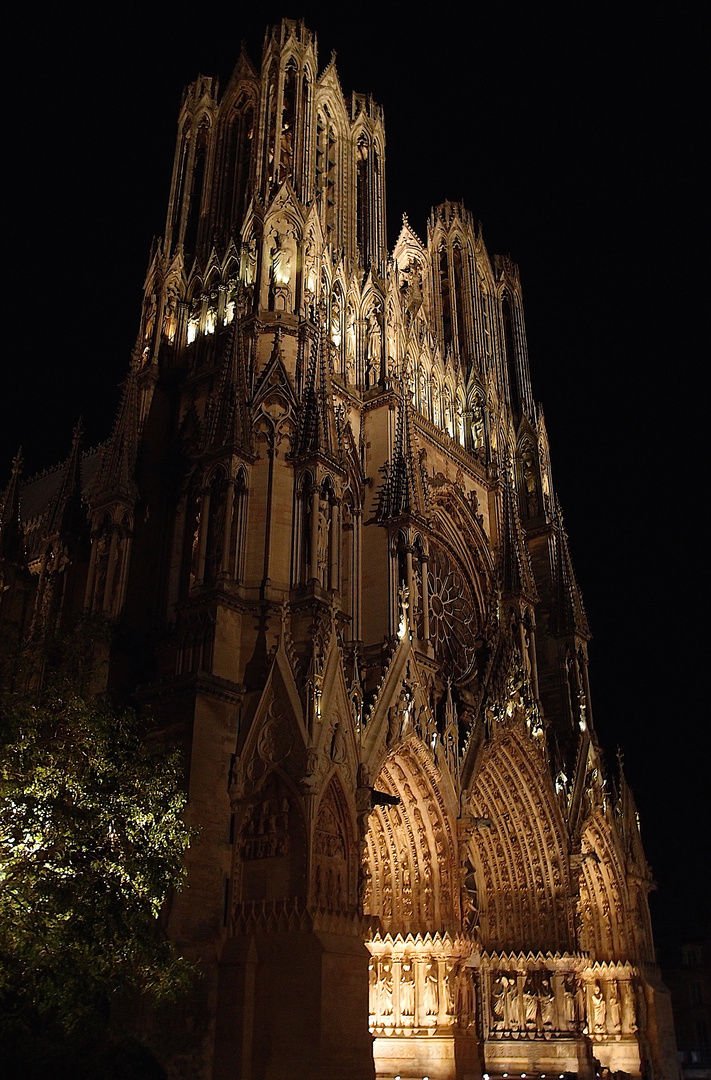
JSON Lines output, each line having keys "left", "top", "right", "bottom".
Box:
{"left": 230, "top": 468, "right": 248, "bottom": 582}
{"left": 204, "top": 468, "right": 228, "bottom": 585}
{"left": 356, "top": 135, "right": 370, "bottom": 260}
{"left": 502, "top": 293, "right": 520, "bottom": 415}
{"left": 264, "top": 61, "right": 279, "bottom": 190}
{"left": 453, "top": 244, "right": 467, "bottom": 363}
{"left": 293, "top": 471, "right": 313, "bottom": 585}
{"left": 170, "top": 127, "right": 190, "bottom": 246}
{"left": 222, "top": 96, "right": 254, "bottom": 234}
{"left": 184, "top": 118, "right": 210, "bottom": 255}
{"left": 280, "top": 60, "right": 297, "bottom": 182}
{"left": 440, "top": 247, "right": 452, "bottom": 351}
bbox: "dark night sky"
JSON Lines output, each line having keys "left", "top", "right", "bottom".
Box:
{"left": 4, "top": 2, "right": 708, "bottom": 946}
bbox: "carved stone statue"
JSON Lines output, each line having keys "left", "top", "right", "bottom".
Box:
{"left": 366, "top": 305, "right": 381, "bottom": 386}
{"left": 330, "top": 720, "right": 347, "bottom": 764}
{"left": 471, "top": 400, "right": 485, "bottom": 450}
{"left": 608, "top": 980, "right": 622, "bottom": 1032}
{"left": 522, "top": 447, "right": 539, "bottom": 515}
{"left": 592, "top": 980, "right": 606, "bottom": 1033}
{"left": 523, "top": 976, "right": 539, "bottom": 1030}
{"left": 455, "top": 965, "right": 475, "bottom": 1028}
{"left": 143, "top": 291, "right": 157, "bottom": 343}
{"left": 539, "top": 975, "right": 556, "bottom": 1029}
{"left": 368, "top": 959, "right": 377, "bottom": 1020}
{"left": 271, "top": 232, "right": 292, "bottom": 285}
{"left": 162, "top": 280, "right": 179, "bottom": 341}
{"left": 400, "top": 959, "right": 415, "bottom": 1017}
{"left": 423, "top": 958, "right": 439, "bottom": 1019}
{"left": 379, "top": 958, "right": 393, "bottom": 1016}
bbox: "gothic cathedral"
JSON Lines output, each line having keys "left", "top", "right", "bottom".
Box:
{"left": 0, "top": 20, "right": 678, "bottom": 1080}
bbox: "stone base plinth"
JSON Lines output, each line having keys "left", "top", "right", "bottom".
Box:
{"left": 484, "top": 1035, "right": 595, "bottom": 1079}
{"left": 214, "top": 924, "right": 375, "bottom": 1080}
{"left": 373, "top": 1031, "right": 481, "bottom": 1080}
{"left": 591, "top": 1035, "right": 641, "bottom": 1076}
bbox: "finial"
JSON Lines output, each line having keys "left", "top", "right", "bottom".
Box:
{"left": 11, "top": 446, "right": 23, "bottom": 476}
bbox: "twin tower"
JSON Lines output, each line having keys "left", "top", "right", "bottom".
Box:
{"left": 0, "top": 19, "right": 677, "bottom": 1080}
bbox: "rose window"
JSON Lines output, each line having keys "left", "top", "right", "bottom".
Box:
{"left": 427, "top": 543, "right": 478, "bottom": 682}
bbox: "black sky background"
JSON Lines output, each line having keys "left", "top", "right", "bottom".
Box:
{"left": 3, "top": 1, "right": 708, "bottom": 948}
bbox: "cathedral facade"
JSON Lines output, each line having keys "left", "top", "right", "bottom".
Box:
{"left": 0, "top": 20, "right": 678, "bottom": 1080}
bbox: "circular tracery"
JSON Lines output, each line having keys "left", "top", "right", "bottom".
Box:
{"left": 426, "top": 542, "right": 478, "bottom": 683}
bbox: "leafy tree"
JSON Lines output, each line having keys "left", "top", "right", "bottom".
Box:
{"left": 0, "top": 627, "right": 193, "bottom": 1069}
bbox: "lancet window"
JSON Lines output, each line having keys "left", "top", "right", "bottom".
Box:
{"left": 356, "top": 134, "right": 370, "bottom": 260}
{"left": 452, "top": 243, "right": 468, "bottom": 363}
{"left": 230, "top": 468, "right": 248, "bottom": 583}
{"left": 279, "top": 60, "right": 297, "bottom": 182}
{"left": 315, "top": 107, "right": 338, "bottom": 243}
{"left": 170, "top": 125, "right": 190, "bottom": 247}
{"left": 315, "top": 476, "right": 337, "bottom": 591}
{"left": 293, "top": 470, "right": 313, "bottom": 585}
{"left": 439, "top": 247, "right": 452, "bottom": 352}
{"left": 203, "top": 468, "right": 228, "bottom": 586}
{"left": 184, "top": 117, "right": 210, "bottom": 255}
{"left": 264, "top": 61, "right": 279, "bottom": 189}
{"left": 221, "top": 94, "right": 255, "bottom": 233}
{"left": 502, "top": 293, "right": 520, "bottom": 416}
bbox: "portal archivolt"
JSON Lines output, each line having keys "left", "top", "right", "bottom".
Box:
{"left": 467, "top": 727, "right": 573, "bottom": 954}
{"left": 363, "top": 738, "right": 458, "bottom": 935}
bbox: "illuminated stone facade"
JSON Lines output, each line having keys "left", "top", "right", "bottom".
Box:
{"left": 0, "top": 19, "right": 679, "bottom": 1080}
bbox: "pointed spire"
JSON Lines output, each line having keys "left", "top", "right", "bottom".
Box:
{"left": 93, "top": 369, "right": 140, "bottom": 505}
{"left": 292, "top": 318, "right": 339, "bottom": 461}
{"left": 203, "top": 320, "right": 250, "bottom": 455}
{"left": 45, "top": 420, "right": 85, "bottom": 540}
{"left": 499, "top": 466, "right": 537, "bottom": 600}
{"left": 0, "top": 447, "right": 24, "bottom": 560}
{"left": 376, "top": 380, "right": 428, "bottom": 522}
{"left": 551, "top": 498, "right": 590, "bottom": 638}
{"left": 293, "top": 327, "right": 321, "bottom": 457}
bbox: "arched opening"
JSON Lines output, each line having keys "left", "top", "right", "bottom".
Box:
{"left": 440, "top": 247, "right": 452, "bottom": 352}
{"left": 221, "top": 94, "right": 254, "bottom": 234}
{"left": 279, "top": 60, "right": 297, "bottom": 182}
{"left": 184, "top": 118, "right": 210, "bottom": 255}
{"left": 363, "top": 740, "right": 479, "bottom": 1057}
{"left": 292, "top": 470, "right": 313, "bottom": 586}
{"left": 453, "top": 243, "right": 467, "bottom": 363}
{"left": 356, "top": 134, "right": 370, "bottom": 260}
{"left": 578, "top": 814, "right": 630, "bottom": 961}
{"left": 364, "top": 739, "right": 457, "bottom": 936}
{"left": 467, "top": 726, "right": 573, "bottom": 954}
{"left": 502, "top": 293, "right": 520, "bottom": 416}
{"left": 313, "top": 776, "right": 357, "bottom": 911}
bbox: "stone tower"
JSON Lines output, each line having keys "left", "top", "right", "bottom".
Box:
{"left": 0, "top": 19, "right": 678, "bottom": 1080}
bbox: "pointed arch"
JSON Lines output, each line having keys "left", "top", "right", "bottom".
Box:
{"left": 314, "top": 773, "right": 357, "bottom": 911}
{"left": 578, "top": 811, "right": 632, "bottom": 961}
{"left": 365, "top": 738, "right": 458, "bottom": 935}
{"left": 467, "top": 724, "right": 574, "bottom": 954}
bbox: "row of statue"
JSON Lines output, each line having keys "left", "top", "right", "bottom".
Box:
{"left": 490, "top": 972, "right": 636, "bottom": 1038}
{"left": 368, "top": 961, "right": 639, "bottom": 1038}
{"left": 369, "top": 954, "right": 475, "bottom": 1030}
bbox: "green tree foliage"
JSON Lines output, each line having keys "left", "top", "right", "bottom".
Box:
{"left": 0, "top": 630, "right": 193, "bottom": 1059}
